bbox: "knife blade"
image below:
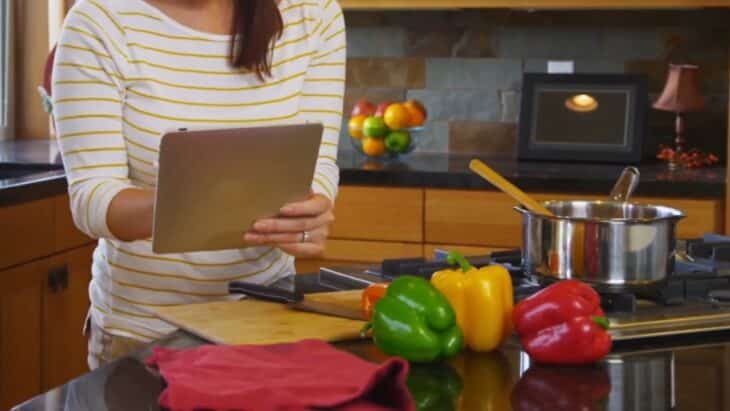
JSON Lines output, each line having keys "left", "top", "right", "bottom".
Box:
{"left": 228, "top": 281, "right": 364, "bottom": 321}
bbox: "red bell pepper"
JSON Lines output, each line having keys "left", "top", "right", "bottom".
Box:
{"left": 513, "top": 280, "right": 612, "bottom": 365}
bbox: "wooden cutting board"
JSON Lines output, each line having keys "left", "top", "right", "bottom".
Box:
{"left": 153, "top": 290, "right": 367, "bottom": 345}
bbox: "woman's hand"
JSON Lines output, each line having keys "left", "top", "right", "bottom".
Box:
{"left": 244, "top": 193, "right": 334, "bottom": 258}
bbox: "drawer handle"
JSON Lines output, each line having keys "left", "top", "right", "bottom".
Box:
{"left": 48, "top": 266, "right": 69, "bottom": 293}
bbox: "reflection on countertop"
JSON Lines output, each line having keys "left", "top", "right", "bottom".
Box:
{"left": 13, "top": 330, "right": 730, "bottom": 411}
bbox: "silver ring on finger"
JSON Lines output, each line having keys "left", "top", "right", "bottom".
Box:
{"left": 300, "top": 231, "right": 311, "bottom": 243}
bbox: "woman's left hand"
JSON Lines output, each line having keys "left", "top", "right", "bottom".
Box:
{"left": 243, "top": 193, "right": 334, "bottom": 258}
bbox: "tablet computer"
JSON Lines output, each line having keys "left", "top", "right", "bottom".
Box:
{"left": 152, "top": 123, "right": 324, "bottom": 254}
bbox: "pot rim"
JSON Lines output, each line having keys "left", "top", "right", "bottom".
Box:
{"left": 513, "top": 200, "right": 686, "bottom": 224}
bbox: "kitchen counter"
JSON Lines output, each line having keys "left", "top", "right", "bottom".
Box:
{"left": 10, "top": 274, "right": 730, "bottom": 411}
{"left": 338, "top": 150, "right": 727, "bottom": 199}
{"left": 1, "top": 140, "right": 725, "bottom": 207}
{"left": 0, "top": 140, "right": 65, "bottom": 206}
{"left": 12, "top": 325, "right": 730, "bottom": 410}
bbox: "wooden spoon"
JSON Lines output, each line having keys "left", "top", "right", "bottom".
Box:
{"left": 469, "top": 159, "right": 554, "bottom": 216}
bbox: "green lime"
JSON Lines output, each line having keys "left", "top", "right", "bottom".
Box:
{"left": 385, "top": 130, "right": 412, "bottom": 153}
{"left": 363, "top": 116, "right": 389, "bottom": 138}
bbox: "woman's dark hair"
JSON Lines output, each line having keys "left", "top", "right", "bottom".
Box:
{"left": 230, "top": 0, "right": 283, "bottom": 80}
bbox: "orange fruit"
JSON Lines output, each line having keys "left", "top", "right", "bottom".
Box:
{"left": 348, "top": 115, "right": 368, "bottom": 140}
{"left": 383, "top": 103, "right": 411, "bottom": 130}
{"left": 403, "top": 100, "right": 427, "bottom": 127}
{"left": 362, "top": 137, "right": 386, "bottom": 157}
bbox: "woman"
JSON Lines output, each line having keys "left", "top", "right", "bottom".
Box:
{"left": 52, "top": 0, "right": 344, "bottom": 368}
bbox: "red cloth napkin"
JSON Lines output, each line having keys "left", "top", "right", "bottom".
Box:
{"left": 145, "top": 339, "right": 414, "bottom": 411}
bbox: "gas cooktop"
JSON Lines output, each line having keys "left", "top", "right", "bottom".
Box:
{"left": 315, "top": 234, "right": 730, "bottom": 341}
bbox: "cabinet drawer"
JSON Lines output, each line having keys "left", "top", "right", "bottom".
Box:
{"left": 425, "top": 189, "right": 723, "bottom": 247}
{"left": 0, "top": 198, "right": 55, "bottom": 269}
{"left": 330, "top": 186, "right": 423, "bottom": 243}
{"left": 425, "top": 189, "right": 527, "bottom": 247}
{"left": 324, "top": 239, "right": 423, "bottom": 262}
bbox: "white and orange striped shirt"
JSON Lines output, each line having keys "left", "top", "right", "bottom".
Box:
{"left": 52, "top": 0, "right": 345, "bottom": 341}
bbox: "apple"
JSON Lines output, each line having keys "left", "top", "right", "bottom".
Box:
{"left": 351, "top": 98, "right": 375, "bottom": 117}
{"left": 375, "top": 101, "right": 392, "bottom": 117}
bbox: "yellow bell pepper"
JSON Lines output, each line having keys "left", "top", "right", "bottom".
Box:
{"left": 431, "top": 251, "right": 514, "bottom": 352}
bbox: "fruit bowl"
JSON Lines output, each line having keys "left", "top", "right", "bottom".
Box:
{"left": 349, "top": 126, "right": 424, "bottom": 159}
{"left": 347, "top": 99, "right": 428, "bottom": 160}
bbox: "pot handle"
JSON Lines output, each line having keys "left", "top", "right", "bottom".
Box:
{"left": 609, "top": 167, "right": 640, "bottom": 202}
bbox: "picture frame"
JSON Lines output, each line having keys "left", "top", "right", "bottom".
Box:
{"left": 517, "top": 73, "right": 648, "bottom": 164}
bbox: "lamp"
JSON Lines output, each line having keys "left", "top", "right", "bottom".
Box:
{"left": 653, "top": 64, "right": 705, "bottom": 169}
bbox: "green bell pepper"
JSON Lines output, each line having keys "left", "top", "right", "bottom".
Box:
{"left": 363, "top": 275, "right": 464, "bottom": 362}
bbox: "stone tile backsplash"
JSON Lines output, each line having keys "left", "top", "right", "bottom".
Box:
{"left": 340, "top": 9, "right": 730, "bottom": 159}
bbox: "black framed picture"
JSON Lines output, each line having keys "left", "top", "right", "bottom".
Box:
{"left": 517, "top": 73, "right": 648, "bottom": 164}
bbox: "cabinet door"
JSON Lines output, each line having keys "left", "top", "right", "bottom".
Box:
{"left": 0, "top": 198, "right": 54, "bottom": 269}
{"left": 42, "top": 245, "right": 94, "bottom": 390}
{"left": 330, "top": 186, "right": 424, "bottom": 243}
{"left": 0, "top": 260, "right": 45, "bottom": 410}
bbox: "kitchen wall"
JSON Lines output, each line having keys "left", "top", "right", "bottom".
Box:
{"left": 341, "top": 9, "right": 730, "bottom": 160}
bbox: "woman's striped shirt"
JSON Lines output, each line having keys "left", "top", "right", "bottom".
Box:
{"left": 51, "top": 0, "right": 345, "bottom": 341}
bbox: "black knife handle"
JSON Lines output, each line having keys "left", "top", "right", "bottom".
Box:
{"left": 228, "top": 281, "right": 304, "bottom": 303}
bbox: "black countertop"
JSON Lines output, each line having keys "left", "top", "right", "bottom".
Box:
{"left": 13, "top": 274, "right": 730, "bottom": 410}
{"left": 0, "top": 140, "right": 726, "bottom": 208}
{"left": 0, "top": 140, "right": 65, "bottom": 207}
{"left": 338, "top": 151, "right": 727, "bottom": 199}
{"left": 14, "top": 331, "right": 730, "bottom": 411}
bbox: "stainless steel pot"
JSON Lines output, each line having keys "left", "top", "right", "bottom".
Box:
{"left": 515, "top": 200, "right": 685, "bottom": 290}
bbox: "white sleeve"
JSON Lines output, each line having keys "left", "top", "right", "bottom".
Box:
{"left": 300, "top": 0, "right": 346, "bottom": 201}
{"left": 52, "top": 2, "right": 135, "bottom": 239}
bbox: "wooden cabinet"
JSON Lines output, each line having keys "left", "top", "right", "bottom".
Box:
{"left": 298, "top": 186, "right": 725, "bottom": 273}
{"left": 42, "top": 245, "right": 94, "bottom": 390}
{"left": 425, "top": 189, "right": 724, "bottom": 248}
{"left": 0, "top": 195, "right": 95, "bottom": 408}
{"left": 0, "top": 259, "right": 45, "bottom": 411}
{"left": 295, "top": 239, "right": 423, "bottom": 273}
{"left": 330, "top": 186, "right": 423, "bottom": 243}
{"left": 297, "top": 186, "right": 424, "bottom": 273}
{"left": 0, "top": 198, "right": 55, "bottom": 270}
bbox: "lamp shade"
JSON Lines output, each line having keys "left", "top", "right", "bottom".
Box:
{"left": 653, "top": 64, "right": 705, "bottom": 113}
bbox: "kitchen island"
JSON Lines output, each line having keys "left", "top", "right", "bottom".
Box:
{"left": 12, "top": 276, "right": 730, "bottom": 411}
